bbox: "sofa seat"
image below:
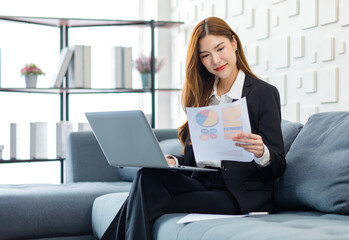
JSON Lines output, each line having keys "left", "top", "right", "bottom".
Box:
{"left": 153, "top": 211, "right": 349, "bottom": 240}
{"left": 0, "top": 182, "right": 131, "bottom": 240}
{"left": 92, "top": 193, "right": 349, "bottom": 240}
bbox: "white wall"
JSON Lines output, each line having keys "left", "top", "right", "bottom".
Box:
{"left": 170, "top": 0, "right": 349, "bottom": 124}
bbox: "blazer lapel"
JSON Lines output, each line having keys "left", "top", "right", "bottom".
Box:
{"left": 241, "top": 74, "right": 254, "bottom": 98}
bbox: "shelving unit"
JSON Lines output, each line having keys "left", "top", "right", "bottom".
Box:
{"left": 0, "top": 15, "right": 183, "bottom": 183}
{"left": 0, "top": 15, "right": 183, "bottom": 127}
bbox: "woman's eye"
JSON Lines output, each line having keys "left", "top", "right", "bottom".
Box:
{"left": 217, "top": 47, "right": 224, "bottom": 51}
{"left": 201, "top": 54, "right": 209, "bottom": 59}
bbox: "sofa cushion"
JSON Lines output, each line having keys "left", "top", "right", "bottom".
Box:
{"left": 275, "top": 112, "right": 349, "bottom": 214}
{"left": 92, "top": 192, "right": 129, "bottom": 239}
{"left": 153, "top": 211, "right": 349, "bottom": 240}
{"left": 280, "top": 119, "right": 303, "bottom": 154}
{"left": 0, "top": 182, "right": 131, "bottom": 240}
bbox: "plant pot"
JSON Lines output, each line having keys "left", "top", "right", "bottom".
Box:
{"left": 141, "top": 73, "right": 151, "bottom": 88}
{"left": 25, "top": 75, "right": 38, "bottom": 88}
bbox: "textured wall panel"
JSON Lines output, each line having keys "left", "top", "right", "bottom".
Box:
{"left": 300, "top": 106, "right": 319, "bottom": 124}
{"left": 282, "top": 102, "right": 300, "bottom": 122}
{"left": 318, "top": 67, "right": 338, "bottom": 103}
{"left": 255, "top": 8, "right": 270, "bottom": 40}
{"left": 272, "top": 36, "right": 290, "bottom": 69}
{"left": 303, "top": 70, "right": 317, "bottom": 93}
{"left": 319, "top": 0, "right": 338, "bottom": 25}
{"left": 288, "top": 0, "right": 300, "bottom": 17}
{"left": 271, "top": 0, "right": 286, "bottom": 4}
{"left": 320, "top": 37, "right": 334, "bottom": 62}
{"left": 246, "top": 45, "right": 259, "bottom": 66}
{"left": 339, "top": 0, "right": 349, "bottom": 26}
{"left": 227, "top": 0, "right": 244, "bottom": 16}
{"left": 301, "top": 0, "right": 318, "bottom": 29}
{"left": 213, "top": 0, "right": 227, "bottom": 19}
{"left": 291, "top": 35, "right": 305, "bottom": 58}
{"left": 270, "top": 74, "right": 287, "bottom": 106}
{"left": 245, "top": 8, "right": 255, "bottom": 29}
{"left": 337, "top": 40, "right": 346, "bottom": 55}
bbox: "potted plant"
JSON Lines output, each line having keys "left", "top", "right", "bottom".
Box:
{"left": 21, "top": 63, "right": 45, "bottom": 88}
{"left": 134, "top": 54, "right": 165, "bottom": 88}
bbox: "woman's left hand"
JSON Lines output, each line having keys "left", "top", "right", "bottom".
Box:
{"left": 233, "top": 132, "right": 264, "bottom": 158}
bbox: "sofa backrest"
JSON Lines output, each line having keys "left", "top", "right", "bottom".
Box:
{"left": 275, "top": 112, "right": 349, "bottom": 214}
{"left": 65, "top": 129, "right": 181, "bottom": 183}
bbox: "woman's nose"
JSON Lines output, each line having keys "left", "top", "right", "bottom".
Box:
{"left": 212, "top": 53, "right": 220, "bottom": 64}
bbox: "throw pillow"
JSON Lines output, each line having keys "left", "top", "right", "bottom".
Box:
{"left": 275, "top": 112, "right": 349, "bottom": 214}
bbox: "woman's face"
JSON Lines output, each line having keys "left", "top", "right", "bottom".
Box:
{"left": 198, "top": 34, "right": 238, "bottom": 82}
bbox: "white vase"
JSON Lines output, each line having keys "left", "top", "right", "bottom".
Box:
{"left": 25, "top": 75, "right": 38, "bottom": 88}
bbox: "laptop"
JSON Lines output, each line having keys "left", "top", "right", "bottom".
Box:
{"left": 85, "top": 110, "right": 217, "bottom": 172}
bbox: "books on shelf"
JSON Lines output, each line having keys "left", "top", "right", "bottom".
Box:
{"left": 56, "top": 121, "right": 73, "bottom": 158}
{"left": 111, "top": 46, "right": 132, "bottom": 88}
{"left": 50, "top": 47, "right": 74, "bottom": 88}
{"left": 10, "top": 123, "right": 20, "bottom": 159}
{"left": 68, "top": 45, "right": 91, "bottom": 88}
{"left": 78, "top": 122, "right": 92, "bottom": 131}
{"left": 30, "top": 122, "right": 48, "bottom": 159}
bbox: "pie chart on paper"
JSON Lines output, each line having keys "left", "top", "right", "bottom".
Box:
{"left": 196, "top": 110, "right": 219, "bottom": 127}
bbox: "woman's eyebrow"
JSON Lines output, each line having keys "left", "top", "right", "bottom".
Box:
{"left": 199, "top": 42, "right": 225, "bottom": 54}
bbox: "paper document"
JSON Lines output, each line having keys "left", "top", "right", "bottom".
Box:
{"left": 177, "top": 213, "right": 247, "bottom": 224}
{"left": 186, "top": 97, "right": 254, "bottom": 163}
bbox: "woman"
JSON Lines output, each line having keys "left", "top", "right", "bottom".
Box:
{"left": 102, "top": 17, "right": 286, "bottom": 240}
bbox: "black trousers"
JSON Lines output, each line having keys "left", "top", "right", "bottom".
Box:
{"left": 101, "top": 168, "right": 241, "bottom": 240}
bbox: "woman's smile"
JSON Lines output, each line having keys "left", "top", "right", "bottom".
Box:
{"left": 214, "top": 64, "right": 227, "bottom": 71}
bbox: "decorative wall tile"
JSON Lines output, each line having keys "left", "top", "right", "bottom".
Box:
{"left": 272, "top": 36, "right": 290, "bottom": 69}
{"left": 270, "top": 74, "right": 287, "bottom": 105}
{"left": 246, "top": 45, "right": 259, "bottom": 66}
{"left": 339, "top": 0, "right": 349, "bottom": 26}
{"left": 273, "top": 15, "right": 279, "bottom": 27}
{"left": 255, "top": 8, "right": 270, "bottom": 40}
{"left": 301, "top": 0, "right": 318, "bottom": 29}
{"left": 271, "top": 0, "right": 286, "bottom": 4}
{"left": 318, "top": 67, "right": 338, "bottom": 103}
{"left": 282, "top": 102, "right": 300, "bottom": 122}
{"left": 296, "top": 76, "right": 302, "bottom": 88}
{"left": 292, "top": 36, "right": 305, "bottom": 58}
{"left": 245, "top": 8, "right": 255, "bottom": 29}
{"left": 300, "top": 106, "right": 319, "bottom": 124}
{"left": 227, "top": 0, "right": 244, "bottom": 16}
{"left": 319, "top": 0, "right": 338, "bottom": 25}
{"left": 303, "top": 70, "right": 317, "bottom": 93}
{"left": 262, "top": 59, "right": 269, "bottom": 71}
{"left": 320, "top": 37, "right": 334, "bottom": 62}
{"left": 288, "top": 0, "right": 300, "bottom": 17}
{"left": 213, "top": 0, "right": 227, "bottom": 19}
{"left": 311, "top": 51, "right": 317, "bottom": 64}
{"left": 337, "top": 40, "right": 346, "bottom": 55}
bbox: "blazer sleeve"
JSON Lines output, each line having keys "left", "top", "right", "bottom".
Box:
{"left": 250, "top": 84, "right": 286, "bottom": 179}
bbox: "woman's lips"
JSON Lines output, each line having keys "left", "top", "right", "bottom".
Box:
{"left": 214, "top": 64, "right": 227, "bottom": 71}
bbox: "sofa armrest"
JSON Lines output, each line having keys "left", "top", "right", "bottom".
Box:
{"left": 66, "top": 131, "right": 121, "bottom": 183}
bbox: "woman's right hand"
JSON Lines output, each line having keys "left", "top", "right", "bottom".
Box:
{"left": 166, "top": 156, "right": 177, "bottom": 166}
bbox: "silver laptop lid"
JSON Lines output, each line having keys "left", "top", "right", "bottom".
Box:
{"left": 85, "top": 110, "right": 169, "bottom": 168}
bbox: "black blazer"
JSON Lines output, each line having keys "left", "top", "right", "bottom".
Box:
{"left": 176, "top": 74, "right": 286, "bottom": 213}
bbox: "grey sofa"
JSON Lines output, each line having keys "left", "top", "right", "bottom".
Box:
{"left": 0, "top": 129, "right": 180, "bottom": 240}
{"left": 2, "top": 112, "right": 349, "bottom": 240}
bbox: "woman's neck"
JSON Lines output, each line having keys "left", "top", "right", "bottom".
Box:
{"left": 217, "top": 68, "right": 239, "bottom": 97}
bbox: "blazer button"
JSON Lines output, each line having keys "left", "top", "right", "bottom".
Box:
{"left": 221, "top": 166, "right": 227, "bottom": 171}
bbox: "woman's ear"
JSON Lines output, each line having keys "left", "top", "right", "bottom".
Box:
{"left": 231, "top": 35, "right": 238, "bottom": 51}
